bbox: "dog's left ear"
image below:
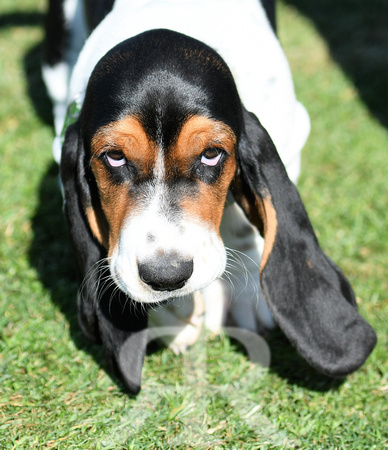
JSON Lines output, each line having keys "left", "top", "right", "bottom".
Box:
{"left": 233, "top": 108, "right": 376, "bottom": 377}
{"left": 60, "top": 120, "right": 148, "bottom": 393}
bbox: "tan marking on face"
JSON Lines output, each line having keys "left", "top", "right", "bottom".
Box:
{"left": 231, "top": 177, "right": 277, "bottom": 270}
{"left": 173, "top": 116, "right": 237, "bottom": 231}
{"left": 180, "top": 180, "right": 232, "bottom": 233}
{"left": 231, "top": 175, "right": 265, "bottom": 235}
{"left": 90, "top": 116, "right": 157, "bottom": 254}
{"left": 174, "top": 116, "right": 236, "bottom": 160}
{"left": 257, "top": 195, "right": 278, "bottom": 274}
{"left": 91, "top": 116, "right": 156, "bottom": 167}
{"left": 85, "top": 206, "right": 109, "bottom": 249}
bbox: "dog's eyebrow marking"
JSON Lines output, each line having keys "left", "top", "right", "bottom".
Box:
{"left": 90, "top": 114, "right": 237, "bottom": 249}
{"left": 174, "top": 116, "right": 237, "bottom": 159}
{"left": 91, "top": 116, "right": 156, "bottom": 169}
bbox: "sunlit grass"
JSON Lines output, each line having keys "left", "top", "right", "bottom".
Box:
{"left": 0, "top": 0, "right": 387, "bottom": 447}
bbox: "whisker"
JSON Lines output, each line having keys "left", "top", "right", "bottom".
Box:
{"left": 228, "top": 247, "right": 261, "bottom": 271}
{"left": 225, "top": 249, "right": 249, "bottom": 288}
{"left": 224, "top": 246, "right": 261, "bottom": 304}
{"left": 79, "top": 258, "right": 107, "bottom": 305}
{"left": 220, "top": 271, "right": 236, "bottom": 297}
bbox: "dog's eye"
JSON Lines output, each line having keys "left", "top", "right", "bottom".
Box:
{"left": 201, "top": 147, "right": 223, "bottom": 166}
{"left": 106, "top": 151, "right": 126, "bottom": 167}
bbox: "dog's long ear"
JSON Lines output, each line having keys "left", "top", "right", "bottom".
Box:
{"left": 60, "top": 121, "right": 148, "bottom": 393}
{"left": 233, "top": 109, "right": 376, "bottom": 377}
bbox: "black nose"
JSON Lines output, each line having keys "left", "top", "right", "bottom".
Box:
{"left": 138, "top": 252, "right": 194, "bottom": 292}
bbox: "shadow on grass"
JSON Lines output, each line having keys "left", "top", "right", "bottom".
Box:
{"left": 283, "top": 0, "right": 388, "bottom": 128}
{"left": 267, "top": 331, "right": 344, "bottom": 392}
{"left": 0, "top": 12, "right": 52, "bottom": 126}
{"left": 28, "top": 160, "right": 116, "bottom": 376}
{"left": 29, "top": 162, "right": 136, "bottom": 392}
{"left": 24, "top": 42, "right": 53, "bottom": 126}
{"left": 10, "top": 11, "right": 124, "bottom": 389}
{"left": 22, "top": 6, "right": 343, "bottom": 394}
{"left": 0, "top": 11, "right": 42, "bottom": 28}
{"left": 229, "top": 330, "right": 343, "bottom": 392}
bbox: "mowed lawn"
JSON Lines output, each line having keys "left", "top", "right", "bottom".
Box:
{"left": 0, "top": 0, "right": 387, "bottom": 448}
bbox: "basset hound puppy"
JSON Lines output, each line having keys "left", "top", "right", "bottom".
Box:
{"left": 43, "top": 0, "right": 376, "bottom": 393}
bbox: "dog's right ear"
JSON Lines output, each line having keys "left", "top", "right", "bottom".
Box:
{"left": 60, "top": 121, "right": 148, "bottom": 394}
{"left": 232, "top": 109, "right": 376, "bottom": 378}
{"left": 60, "top": 120, "right": 104, "bottom": 341}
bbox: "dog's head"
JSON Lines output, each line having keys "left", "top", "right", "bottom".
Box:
{"left": 81, "top": 30, "right": 241, "bottom": 304}
{"left": 61, "top": 29, "right": 376, "bottom": 392}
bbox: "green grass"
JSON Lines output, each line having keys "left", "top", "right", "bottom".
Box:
{"left": 1, "top": 0, "right": 387, "bottom": 447}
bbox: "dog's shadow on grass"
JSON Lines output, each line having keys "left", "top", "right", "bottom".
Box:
{"left": 283, "top": 0, "right": 388, "bottom": 128}
{"left": 228, "top": 331, "right": 344, "bottom": 392}
{"left": 12, "top": 10, "right": 118, "bottom": 386}
{"left": 29, "top": 162, "right": 112, "bottom": 369}
{"left": 24, "top": 40, "right": 121, "bottom": 384}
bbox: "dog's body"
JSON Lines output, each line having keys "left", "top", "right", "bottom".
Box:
{"left": 43, "top": 0, "right": 376, "bottom": 393}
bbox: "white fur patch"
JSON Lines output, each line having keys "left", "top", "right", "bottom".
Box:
{"left": 42, "top": 62, "right": 69, "bottom": 136}
{"left": 110, "top": 193, "right": 226, "bottom": 304}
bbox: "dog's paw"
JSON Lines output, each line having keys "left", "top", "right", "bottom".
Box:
{"left": 148, "top": 291, "right": 205, "bottom": 353}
